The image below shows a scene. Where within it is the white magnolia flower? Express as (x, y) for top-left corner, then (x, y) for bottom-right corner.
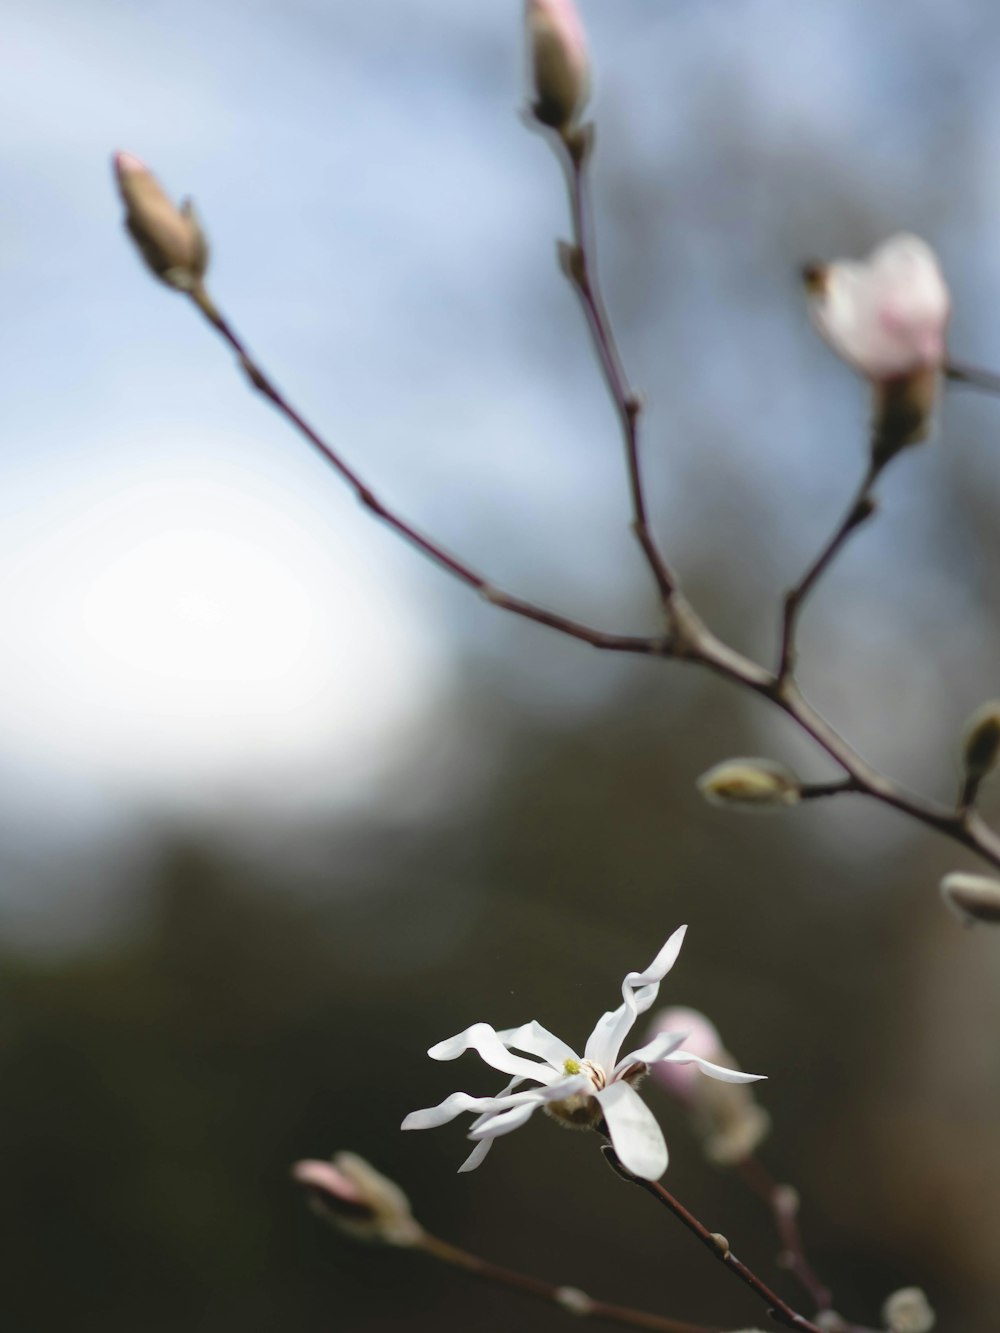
(806, 233), (949, 381)
(402, 926), (764, 1180)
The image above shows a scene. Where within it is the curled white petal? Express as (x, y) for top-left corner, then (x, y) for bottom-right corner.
(428, 1022), (558, 1083)
(662, 1051), (766, 1084)
(585, 926), (688, 1070)
(402, 1086), (548, 1132)
(457, 1136), (496, 1173)
(614, 1028), (690, 1076)
(596, 1080), (669, 1180)
(495, 1019), (578, 1068)
(468, 1098), (542, 1143)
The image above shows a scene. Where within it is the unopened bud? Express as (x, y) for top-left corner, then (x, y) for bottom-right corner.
(697, 759), (800, 813)
(648, 1007), (771, 1164)
(939, 872), (1000, 927)
(114, 151), (209, 292)
(882, 1287), (935, 1333)
(526, 0), (590, 132)
(805, 235), (949, 465)
(961, 701), (1000, 782)
(555, 1287), (595, 1316)
(292, 1153), (423, 1247)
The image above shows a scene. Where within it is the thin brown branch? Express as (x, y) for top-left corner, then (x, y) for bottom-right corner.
(179, 284), (1000, 880)
(548, 123), (681, 622)
(777, 462), (881, 681)
(946, 360), (1000, 395)
(735, 1156), (831, 1314)
(418, 1231), (718, 1333)
(186, 285), (664, 659)
(602, 1147), (826, 1333)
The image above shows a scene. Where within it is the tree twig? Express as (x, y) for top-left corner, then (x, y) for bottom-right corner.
(185, 280), (1000, 878)
(602, 1147), (826, 1333)
(777, 462), (880, 681)
(735, 1156), (831, 1314)
(418, 1230), (719, 1333)
(186, 285), (664, 659)
(549, 123), (682, 625)
(946, 359), (1000, 394)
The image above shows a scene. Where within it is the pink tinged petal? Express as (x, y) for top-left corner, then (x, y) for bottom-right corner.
(596, 1081), (668, 1180)
(663, 1052), (766, 1084)
(428, 1022), (558, 1084)
(614, 1028), (690, 1076)
(585, 926), (689, 1070)
(646, 1008), (724, 1100)
(495, 1019), (578, 1069)
(809, 234), (949, 379)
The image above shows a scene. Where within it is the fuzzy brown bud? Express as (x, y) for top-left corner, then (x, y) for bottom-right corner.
(114, 151), (209, 291)
(939, 872), (1000, 927)
(697, 759), (801, 813)
(526, 0), (590, 131)
(961, 701), (1000, 783)
(882, 1287), (935, 1333)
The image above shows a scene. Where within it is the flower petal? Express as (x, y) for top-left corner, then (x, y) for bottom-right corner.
(585, 926), (688, 1070)
(613, 1027), (690, 1075)
(428, 1022), (558, 1084)
(468, 1097), (541, 1142)
(402, 1087), (537, 1132)
(663, 1051), (765, 1084)
(468, 1077), (523, 1132)
(457, 1136), (496, 1173)
(494, 1019), (578, 1069)
(596, 1081), (668, 1180)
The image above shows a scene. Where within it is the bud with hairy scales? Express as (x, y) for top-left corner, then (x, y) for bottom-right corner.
(526, 0), (590, 132)
(114, 151), (208, 292)
(697, 758), (801, 813)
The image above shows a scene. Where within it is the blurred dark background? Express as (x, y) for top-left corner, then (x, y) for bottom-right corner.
(3, 2), (1000, 1331)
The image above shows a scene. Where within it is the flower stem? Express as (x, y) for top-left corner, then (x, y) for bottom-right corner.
(777, 461), (881, 682)
(185, 284), (660, 658)
(602, 1147), (826, 1333)
(180, 282), (1000, 880)
(417, 1231), (718, 1333)
(734, 1155), (832, 1313)
(549, 122), (682, 629)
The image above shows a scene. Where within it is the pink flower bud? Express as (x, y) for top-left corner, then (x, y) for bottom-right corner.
(806, 234), (950, 381)
(648, 1007), (724, 1102)
(113, 151), (209, 291)
(647, 1007), (770, 1165)
(292, 1153), (423, 1247)
(526, 0), (590, 131)
(805, 235), (950, 460)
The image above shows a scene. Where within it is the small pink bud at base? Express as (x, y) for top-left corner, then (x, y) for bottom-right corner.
(648, 1008), (723, 1102)
(114, 150), (209, 292)
(648, 1007), (770, 1165)
(292, 1153), (423, 1247)
(526, 0), (590, 131)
